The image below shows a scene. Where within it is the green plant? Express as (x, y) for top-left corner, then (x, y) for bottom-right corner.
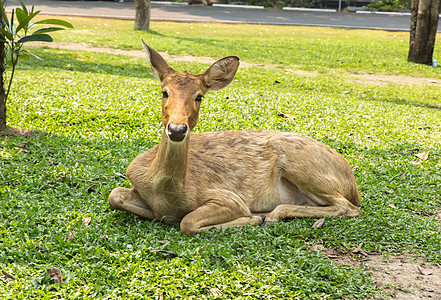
(365, 0), (411, 10)
(0, 0), (72, 107)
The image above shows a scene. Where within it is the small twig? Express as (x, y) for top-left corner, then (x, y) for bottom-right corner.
(1, 270), (16, 281)
(79, 178), (107, 185)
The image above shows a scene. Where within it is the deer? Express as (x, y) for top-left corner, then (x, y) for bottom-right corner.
(108, 41), (362, 235)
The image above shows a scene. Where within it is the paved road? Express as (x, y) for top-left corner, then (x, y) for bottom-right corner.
(6, 0), (440, 32)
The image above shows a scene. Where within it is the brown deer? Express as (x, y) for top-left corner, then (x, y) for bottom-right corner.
(108, 42), (362, 235)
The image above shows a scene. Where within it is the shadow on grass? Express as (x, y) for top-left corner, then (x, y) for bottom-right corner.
(361, 96), (441, 111)
(19, 50), (154, 79)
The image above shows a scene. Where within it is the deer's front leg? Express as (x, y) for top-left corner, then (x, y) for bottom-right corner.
(180, 190), (264, 235)
(109, 187), (155, 220)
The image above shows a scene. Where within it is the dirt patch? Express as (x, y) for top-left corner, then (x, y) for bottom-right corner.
(30, 42), (261, 68)
(0, 126), (46, 138)
(314, 245), (441, 299)
(30, 42), (441, 87)
(345, 74), (441, 87)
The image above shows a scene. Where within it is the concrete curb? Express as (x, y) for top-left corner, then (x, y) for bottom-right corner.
(283, 7), (336, 13)
(212, 4), (264, 9)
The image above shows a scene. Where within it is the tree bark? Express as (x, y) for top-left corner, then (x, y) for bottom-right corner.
(408, 0), (441, 64)
(134, 0), (151, 31)
(0, 0), (7, 131)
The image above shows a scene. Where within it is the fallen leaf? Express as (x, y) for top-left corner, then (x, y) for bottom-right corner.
(414, 151), (430, 160)
(1, 270), (16, 282)
(47, 268), (63, 284)
(312, 218), (325, 229)
(126, 244), (133, 249)
(410, 159), (422, 165)
(388, 204), (397, 209)
(102, 234), (109, 239)
(428, 79), (438, 83)
(35, 246), (44, 253)
(114, 172), (126, 178)
(352, 246), (368, 256)
(158, 240), (166, 245)
(82, 218), (91, 226)
(209, 288), (224, 297)
(158, 292), (164, 300)
(274, 80), (281, 84)
(352, 166), (359, 172)
(417, 265), (433, 276)
(14, 146), (31, 153)
(150, 249), (178, 257)
(277, 113), (296, 119)
(66, 230), (76, 241)
(385, 190), (394, 194)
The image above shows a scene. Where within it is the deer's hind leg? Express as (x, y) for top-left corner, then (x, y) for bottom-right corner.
(109, 187), (155, 220)
(262, 193), (362, 228)
(180, 189), (264, 235)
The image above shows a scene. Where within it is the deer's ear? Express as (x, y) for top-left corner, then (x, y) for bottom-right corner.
(142, 40), (175, 81)
(203, 56), (240, 91)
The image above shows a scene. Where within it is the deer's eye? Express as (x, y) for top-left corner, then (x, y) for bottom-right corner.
(195, 95), (203, 102)
(162, 91), (169, 98)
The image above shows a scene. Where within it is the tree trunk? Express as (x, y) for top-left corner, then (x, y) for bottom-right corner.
(0, 0), (7, 131)
(408, 0), (441, 64)
(134, 0), (151, 31)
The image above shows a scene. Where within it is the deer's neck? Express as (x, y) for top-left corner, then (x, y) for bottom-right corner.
(148, 130), (189, 183)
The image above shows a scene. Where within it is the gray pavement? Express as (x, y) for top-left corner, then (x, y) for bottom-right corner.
(5, 0), (440, 32)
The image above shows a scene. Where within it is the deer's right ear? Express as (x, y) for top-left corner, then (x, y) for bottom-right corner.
(142, 40), (175, 81)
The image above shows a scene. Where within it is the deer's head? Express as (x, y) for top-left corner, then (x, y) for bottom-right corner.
(143, 41), (240, 143)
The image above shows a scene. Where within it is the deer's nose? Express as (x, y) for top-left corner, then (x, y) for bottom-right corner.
(166, 123), (188, 142)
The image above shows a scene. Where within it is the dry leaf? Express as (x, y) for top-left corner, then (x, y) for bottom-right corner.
(312, 218), (325, 229)
(277, 113), (296, 119)
(417, 265), (433, 276)
(66, 230), (76, 241)
(126, 244), (133, 249)
(157, 292), (164, 300)
(47, 268), (63, 284)
(1, 270), (16, 282)
(388, 204), (397, 209)
(150, 249), (178, 257)
(385, 190), (394, 194)
(352, 246), (368, 256)
(14, 146), (31, 153)
(428, 79), (438, 83)
(158, 240), (167, 245)
(114, 172), (126, 178)
(410, 159), (422, 165)
(82, 218), (91, 226)
(414, 151), (430, 161)
(102, 234), (109, 239)
(209, 288), (224, 297)
(352, 166), (359, 172)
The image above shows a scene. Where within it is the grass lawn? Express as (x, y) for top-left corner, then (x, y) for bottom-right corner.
(1, 18), (440, 299)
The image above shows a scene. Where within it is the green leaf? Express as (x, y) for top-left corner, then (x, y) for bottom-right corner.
(0, 27), (13, 41)
(20, 0), (29, 15)
(18, 52), (29, 61)
(17, 34), (53, 43)
(35, 19), (73, 29)
(15, 8), (30, 32)
(0, 1), (8, 26)
(32, 27), (65, 35)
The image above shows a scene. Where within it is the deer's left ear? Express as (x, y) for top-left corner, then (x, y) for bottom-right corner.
(203, 56), (240, 91)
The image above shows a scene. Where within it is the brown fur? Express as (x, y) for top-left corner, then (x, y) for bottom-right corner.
(108, 43), (361, 235)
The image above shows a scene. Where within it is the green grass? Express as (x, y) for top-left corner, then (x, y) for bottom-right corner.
(1, 19), (441, 299)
